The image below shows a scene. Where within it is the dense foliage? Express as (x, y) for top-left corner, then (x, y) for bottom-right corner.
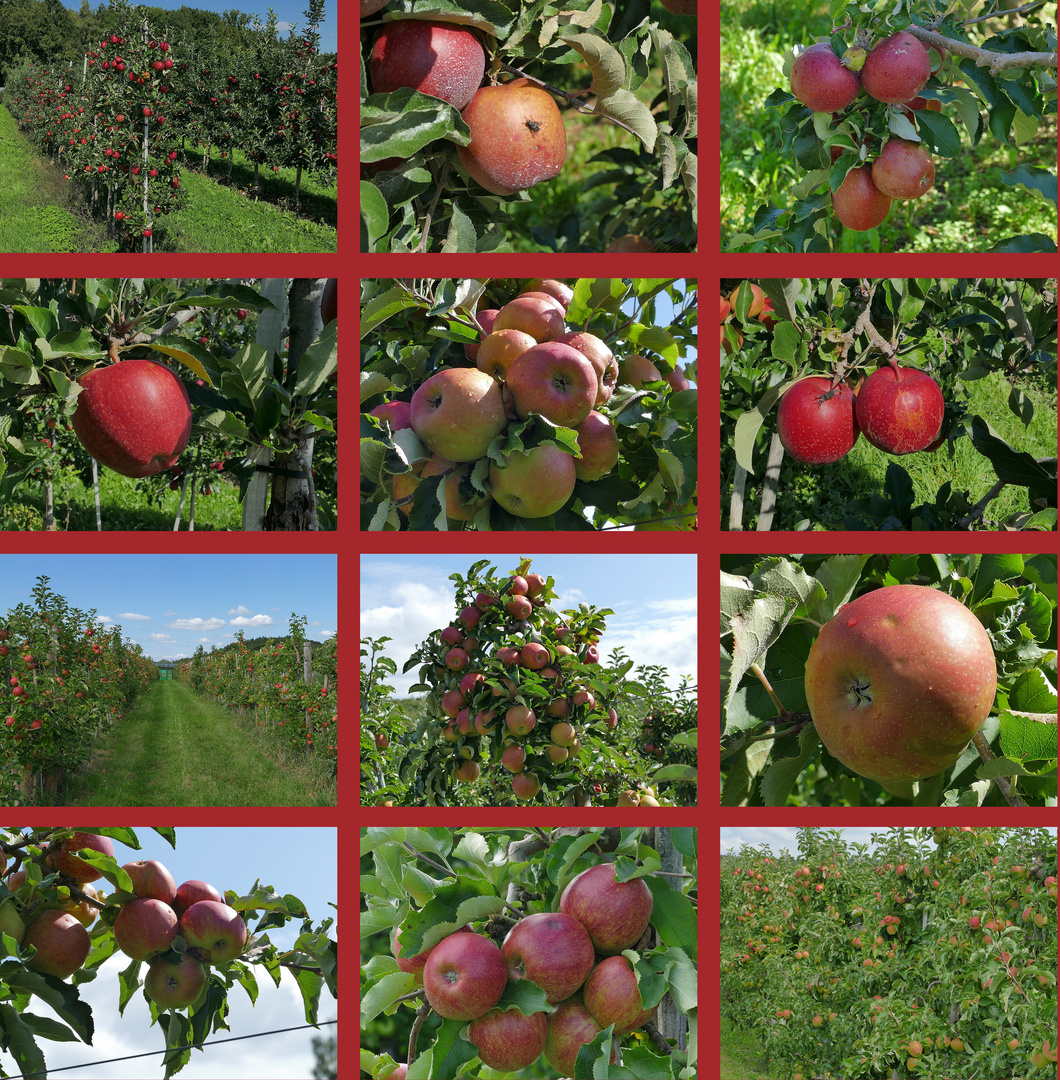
(0, 576), (155, 804)
(721, 827), (1058, 1080)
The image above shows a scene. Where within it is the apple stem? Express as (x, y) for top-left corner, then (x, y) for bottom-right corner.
(972, 730), (1027, 807)
(407, 1000), (430, 1064)
(749, 663), (793, 721)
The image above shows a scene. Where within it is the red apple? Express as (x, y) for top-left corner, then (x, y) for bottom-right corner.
(524, 279), (573, 309)
(501, 745), (527, 773)
(24, 910), (91, 978)
(48, 832), (114, 883)
(501, 912), (595, 1003)
(789, 43), (860, 112)
(180, 900), (247, 964)
(423, 931), (508, 1021)
(409, 368), (508, 463)
(861, 31), (931, 105)
(455, 759), (481, 782)
(583, 955), (656, 1034)
(476, 329), (536, 380)
(559, 863), (653, 954)
(544, 998), (604, 1076)
(777, 376), (860, 465)
(507, 343), (597, 428)
(123, 859), (177, 905)
(619, 354), (663, 388)
(369, 20), (485, 110)
(521, 642), (550, 669)
(505, 705), (536, 736)
(489, 443), (576, 518)
(573, 411), (620, 481)
(855, 365), (944, 454)
(114, 897), (179, 961)
(512, 771), (541, 800)
(493, 296), (566, 344)
(805, 584), (997, 794)
(458, 79), (566, 195)
(506, 595), (533, 619)
(173, 879), (224, 919)
(468, 1005), (548, 1070)
(832, 165), (892, 231)
(72, 361), (192, 478)
(144, 953), (207, 1008)
(465, 308), (499, 361)
(370, 401), (413, 431)
(872, 138), (935, 199)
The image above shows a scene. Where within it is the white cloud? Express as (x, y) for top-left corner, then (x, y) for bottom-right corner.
(230, 614), (275, 628)
(168, 617), (226, 632)
(116, 612), (151, 622)
(228, 605), (253, 616)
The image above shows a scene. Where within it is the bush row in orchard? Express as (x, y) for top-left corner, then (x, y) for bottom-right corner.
(4, 0), (335, 244)
(0, 827), (335, 1078)
(721, 827), (1058, 1079)
(0, 577), (155, 802)
(176, 622), (337, 772)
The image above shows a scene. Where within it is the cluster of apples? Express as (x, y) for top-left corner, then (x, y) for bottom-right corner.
(2, 831), (247, 1010)
(777, 359), (944, 465)
(372, 279), (689, 522)
(366, 19), (566, 197)
(392, 861), (655, 1075)
(789, 30), (941, 231)
(432, 568), (609, 801)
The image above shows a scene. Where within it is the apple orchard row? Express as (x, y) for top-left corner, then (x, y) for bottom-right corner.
(175, 625), (337, 772)
(0, 577), (157, 803)
(720, 828), (1058, 1080)
(4, 15), (336, 243)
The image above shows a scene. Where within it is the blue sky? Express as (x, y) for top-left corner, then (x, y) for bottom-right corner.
(620, 280), (698, 368)
(14, 826), (336, 1078)
(720, 827), (1057, 858)
(0, 555), (336, 661)
(361, 553), (698, 695)
(57, 1), (339, 53)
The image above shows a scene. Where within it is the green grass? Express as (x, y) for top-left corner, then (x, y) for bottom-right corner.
(720, 1015), (770, 1080)
(0, 102), (336, 253)
(63, 681), (336, 807)
(0, 468), (243, 531)
(721, 0), (1058, 252)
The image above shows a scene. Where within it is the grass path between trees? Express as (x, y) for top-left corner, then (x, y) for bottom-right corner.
(64, 680), (334, 806)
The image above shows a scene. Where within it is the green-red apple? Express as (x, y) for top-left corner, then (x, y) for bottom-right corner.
(501, 912), (595, 1003)
(144, 953), (207, 1008)
(123, 859), (177, 905)
(545, 998), (604, 1076)
(506, 343), (598, 427)
(489, 443), (577, 518)
(47, 832), (114, 883)
(573, 411), (620, 481)
(583, 955), (656, 1034)
(180, 900), (247, 964)
(559, 863), (653, 954)
(24, 909), (91, 977)
(409, 367), (508, 462)
(173, 880), (224, 919)
(423, 931), (507, 1021)
(468, 1006), (548, 1071)
(804, 584), (997, 796)
(114, 898), (179, 961)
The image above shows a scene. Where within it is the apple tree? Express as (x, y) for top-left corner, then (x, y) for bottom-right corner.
(0, 278), (337, 531)
(360, 825), (697, 1079)
(361, 277), (697, 531)
(723, 278), (1057, 531)
(721, 826), (1057, 1079)
(360, 0), (697, 253)
(721, 552), (1058, 806)
(729, 0), (1057, 252)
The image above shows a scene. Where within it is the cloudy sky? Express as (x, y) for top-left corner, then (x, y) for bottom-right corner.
(13, 826), (336, 1079)
(0, 555), (336, 661)
(360, 553), (698, 695)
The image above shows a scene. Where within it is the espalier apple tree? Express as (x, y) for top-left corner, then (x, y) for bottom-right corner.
(361, 278), (698, 531)
(721, 552), (1058, 806)
(359, 826), (697, 1080)
(731, 0), (1057, 251)
(0, 827), (335, 1077)
(359, 0), (697, 253)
